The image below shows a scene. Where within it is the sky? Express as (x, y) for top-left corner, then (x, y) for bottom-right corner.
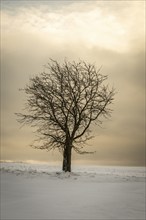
(1, 0), (145, 166)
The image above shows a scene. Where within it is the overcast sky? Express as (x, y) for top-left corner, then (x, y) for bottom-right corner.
(1, 0), (145, 166)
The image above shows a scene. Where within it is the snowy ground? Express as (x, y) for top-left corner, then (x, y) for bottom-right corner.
(0, 162), (146, 220)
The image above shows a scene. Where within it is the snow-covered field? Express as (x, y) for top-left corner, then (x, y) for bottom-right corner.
(0, 162), (146, 220)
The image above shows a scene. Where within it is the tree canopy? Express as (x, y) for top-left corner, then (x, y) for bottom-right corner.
(16, 59), (115, 171)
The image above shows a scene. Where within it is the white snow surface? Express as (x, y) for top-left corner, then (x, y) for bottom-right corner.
(0, 162), (146, 219)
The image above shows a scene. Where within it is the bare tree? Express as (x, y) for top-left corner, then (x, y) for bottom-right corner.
(16, 59), (115, 172)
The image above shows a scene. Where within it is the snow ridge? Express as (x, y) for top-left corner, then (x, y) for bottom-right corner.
(1, 162), (145, 182)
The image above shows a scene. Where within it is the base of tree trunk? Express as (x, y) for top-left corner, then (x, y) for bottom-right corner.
(62, 159), (71, 172)
(62, 147), (71, 172)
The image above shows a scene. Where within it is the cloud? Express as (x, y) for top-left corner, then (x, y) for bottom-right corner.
(2, 1), (144, 52)
(1, 1), (145, 166)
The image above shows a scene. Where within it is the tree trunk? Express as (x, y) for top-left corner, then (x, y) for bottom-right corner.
(62, 144), (72, 172)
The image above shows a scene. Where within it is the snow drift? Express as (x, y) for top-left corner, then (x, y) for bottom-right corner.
(0, 162), (145, 219)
